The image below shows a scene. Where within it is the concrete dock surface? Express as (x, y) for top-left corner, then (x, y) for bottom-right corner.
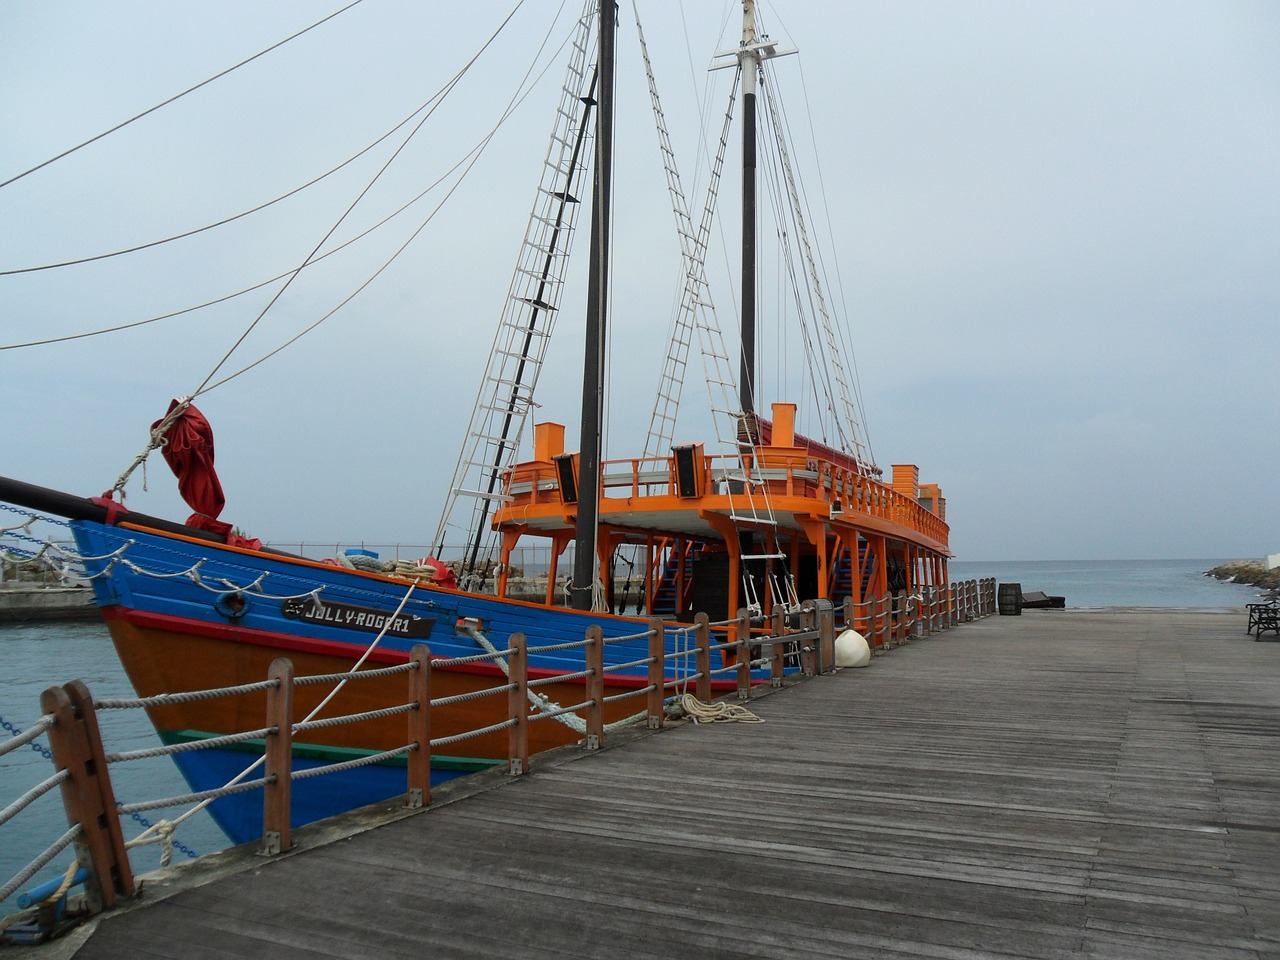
(38, 609), (1280, 959)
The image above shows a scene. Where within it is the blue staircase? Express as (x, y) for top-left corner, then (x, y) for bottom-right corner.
(652, 540), (703, 616)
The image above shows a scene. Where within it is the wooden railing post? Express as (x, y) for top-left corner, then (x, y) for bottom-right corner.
(694, 614), (712, 703)
(262, 657), (294, 855)
(407, 645), (431, 808)
(770, 607), (785, 687)
(585, 626), (604, 749)
(817, 599), (835, 672)
(508, 633), (529, 774)
(41, 682), (135, 911)
(866, 593), (878, 649)
(647, 618), (666, 728)
(736, 608), (752, 699)
(799, 602), (816, 676)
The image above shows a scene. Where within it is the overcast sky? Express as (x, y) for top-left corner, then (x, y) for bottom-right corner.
(2, 1), (1276, 563)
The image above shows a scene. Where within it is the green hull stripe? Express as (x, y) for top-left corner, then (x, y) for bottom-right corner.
(159, 729), (504, 773)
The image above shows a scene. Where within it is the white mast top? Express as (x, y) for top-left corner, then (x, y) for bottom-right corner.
(710, 0), (797, 79)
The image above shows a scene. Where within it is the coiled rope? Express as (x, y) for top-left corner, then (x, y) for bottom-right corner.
(677, 693), (763, 724)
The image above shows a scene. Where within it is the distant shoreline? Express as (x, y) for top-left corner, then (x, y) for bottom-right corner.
(1204, 560), (1280, 592)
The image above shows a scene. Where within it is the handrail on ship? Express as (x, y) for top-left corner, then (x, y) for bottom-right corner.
(508, 449), (948, 550)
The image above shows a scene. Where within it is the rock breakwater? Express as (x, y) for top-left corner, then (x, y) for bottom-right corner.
(1205, 560), (1280, 592)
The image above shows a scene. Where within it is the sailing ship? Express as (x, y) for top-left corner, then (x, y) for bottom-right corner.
(0, 2), (949, 844)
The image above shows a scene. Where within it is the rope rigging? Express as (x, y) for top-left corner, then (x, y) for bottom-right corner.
(0, 37), (570, 357)
(100, 0), (550, 499)
(0, 71), (490, 278)
(0, 0), (368, 192)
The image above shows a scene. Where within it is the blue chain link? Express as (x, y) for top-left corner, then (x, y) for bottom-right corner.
(115, 804), (200, 860)
(0, 502), (71, 527)
(0, 715), (54, 762)
(0, 715), (199, 860)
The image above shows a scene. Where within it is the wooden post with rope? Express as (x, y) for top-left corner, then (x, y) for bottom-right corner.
(693, 614), (712, 704)
(584, 626), (604, 749)
(799, 601), (816, 676)
(646, 618), (665, 729)
(41, 681), (135, 911)
(770, 607), (786, 687)
(736, 608), (752, 699)
(817, 598), (835, 671)
(508, 633), (529, 774)
(886, 592), (896, 646)
(407, 645), (431, 807)
(261, 658), (294, 855)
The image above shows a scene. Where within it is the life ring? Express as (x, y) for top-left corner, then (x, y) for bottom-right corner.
(215, 591), (248, 620)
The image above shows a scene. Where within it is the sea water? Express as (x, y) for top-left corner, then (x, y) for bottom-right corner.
(1, 621), (230, 902)
(948, 558), (1261, 609)
(0, 558), (1259, 904)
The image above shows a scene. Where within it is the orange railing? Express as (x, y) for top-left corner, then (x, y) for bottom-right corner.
(592, 451), (948, 548)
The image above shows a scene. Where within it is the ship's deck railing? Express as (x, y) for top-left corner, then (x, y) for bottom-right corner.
(0, 581), (995, 942)
(509, 451), (948, 549)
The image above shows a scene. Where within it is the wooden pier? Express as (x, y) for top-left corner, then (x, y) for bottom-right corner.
(35, 609), (1280, 959)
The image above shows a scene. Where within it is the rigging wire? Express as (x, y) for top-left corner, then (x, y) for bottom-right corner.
(756, 71), (839, 448)
(766, 63), (863, 456)
(198, 0), (555, 399)
(790, 55), (876, 468)
(749, 6), (876, 467)
(107, 0), (535, 497)
(1, 34), (568, 357)
(2, 3), (576, 358)
(0, 1), (366, 192)
(0, 81), (464, 277)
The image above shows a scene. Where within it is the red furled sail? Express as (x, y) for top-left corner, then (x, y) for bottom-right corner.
(154, 399), (261, 549)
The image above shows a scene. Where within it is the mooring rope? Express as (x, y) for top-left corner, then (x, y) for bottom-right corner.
(461, 625), (647, 735)
(677, 693), (763, 724)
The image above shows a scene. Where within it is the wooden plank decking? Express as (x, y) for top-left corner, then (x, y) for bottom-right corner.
(52, 610), (1280, 959)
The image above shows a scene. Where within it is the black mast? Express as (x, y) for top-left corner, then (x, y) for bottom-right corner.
(571, 0), (615, 611)
(740, 23), (757, 418)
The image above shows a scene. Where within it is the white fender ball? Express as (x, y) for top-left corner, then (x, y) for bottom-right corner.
(834, 628), (871, 668)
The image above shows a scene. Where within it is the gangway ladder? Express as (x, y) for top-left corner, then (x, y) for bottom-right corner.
(434, 2), (600, 578)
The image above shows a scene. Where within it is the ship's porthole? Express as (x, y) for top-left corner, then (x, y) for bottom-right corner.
(215, 591), (248, 620)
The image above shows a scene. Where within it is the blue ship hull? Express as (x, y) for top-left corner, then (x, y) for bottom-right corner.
(64, 517), (770, 841)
